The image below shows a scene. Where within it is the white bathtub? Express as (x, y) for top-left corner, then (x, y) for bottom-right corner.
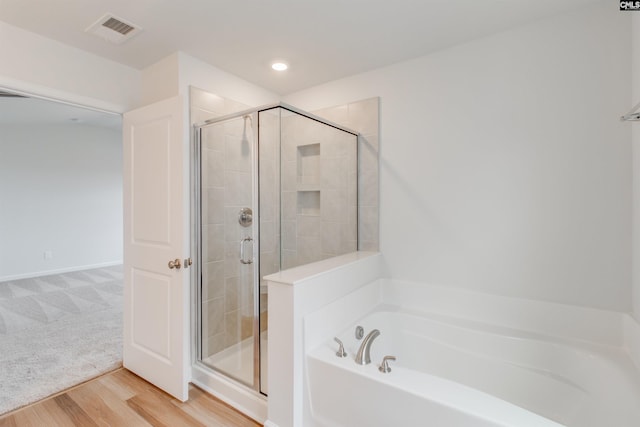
(306, 307), (640, 427)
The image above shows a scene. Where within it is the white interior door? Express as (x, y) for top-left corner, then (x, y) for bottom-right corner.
(122, 95), (189, 401)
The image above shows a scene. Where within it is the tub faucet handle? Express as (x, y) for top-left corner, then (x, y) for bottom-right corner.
(334, 337), (347, 358)
(379, 355), (396, 373)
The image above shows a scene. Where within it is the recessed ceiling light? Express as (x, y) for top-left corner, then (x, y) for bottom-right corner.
(271, 62), (288, 71)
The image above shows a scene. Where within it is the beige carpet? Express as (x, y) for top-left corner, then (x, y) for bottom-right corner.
(0, 265), (123, 415)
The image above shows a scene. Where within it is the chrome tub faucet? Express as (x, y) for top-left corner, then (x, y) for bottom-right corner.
(355, 329), (380, 365)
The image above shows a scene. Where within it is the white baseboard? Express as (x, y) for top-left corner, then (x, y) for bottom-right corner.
(264, 421), (280, 427)
(0, 260), (123, 282)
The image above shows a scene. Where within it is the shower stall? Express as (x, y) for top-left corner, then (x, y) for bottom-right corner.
(192, 104), (359, 397)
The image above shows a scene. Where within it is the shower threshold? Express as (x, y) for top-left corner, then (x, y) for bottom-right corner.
(202, 331), (268, 394)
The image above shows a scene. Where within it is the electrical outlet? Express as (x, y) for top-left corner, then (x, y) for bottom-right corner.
(44, 251), (53, 260)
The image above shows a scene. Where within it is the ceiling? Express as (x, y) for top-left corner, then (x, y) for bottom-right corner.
(0, 0), (601, 95)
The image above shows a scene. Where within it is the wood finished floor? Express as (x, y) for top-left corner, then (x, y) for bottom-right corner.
(0, 368), (262, 427)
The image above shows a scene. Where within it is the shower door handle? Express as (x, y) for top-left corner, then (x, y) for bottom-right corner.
(240, 237), (254, 264)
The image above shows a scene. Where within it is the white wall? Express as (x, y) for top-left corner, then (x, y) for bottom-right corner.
(633, 15), (640, 322)
(0, 21), (140, 112)
(0, 123), (123, 280)
(140, 52), (278, 108)
(285, 1), (632, 312)
(178, 52), (278, 107)
(140, 53), (180, 107)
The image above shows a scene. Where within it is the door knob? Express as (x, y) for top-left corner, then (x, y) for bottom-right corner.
(168, 258), (181, 269)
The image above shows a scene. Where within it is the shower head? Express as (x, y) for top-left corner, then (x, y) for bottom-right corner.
(241, 114), (253, 152)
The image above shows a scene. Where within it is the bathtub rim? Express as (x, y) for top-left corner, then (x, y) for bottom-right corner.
(308, 302), (640, 427)
(306, 343), (565, 427)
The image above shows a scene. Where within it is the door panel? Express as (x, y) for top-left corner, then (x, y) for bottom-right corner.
(123, 95), (188, 401)
(131, 119), (171, 244)
(131, 268), (171, 360)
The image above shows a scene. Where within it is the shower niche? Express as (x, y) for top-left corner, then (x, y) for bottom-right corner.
(194, 103), (358, 397)
(297, 143), (320, 188)
(296, 144), (321, 220)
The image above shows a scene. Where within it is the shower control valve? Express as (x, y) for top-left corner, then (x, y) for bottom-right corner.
(238, 207), (253, 227)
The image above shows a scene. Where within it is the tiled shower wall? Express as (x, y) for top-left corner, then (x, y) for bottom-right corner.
(313, 97), (380, 251)
(257, 109), (281, 283)
(280, 112), (358, 269)
(200, 118), (257, 356)
(190, 87), (250, 125)
(192, 88), (257, 357)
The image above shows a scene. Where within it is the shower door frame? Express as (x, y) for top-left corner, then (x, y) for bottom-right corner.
(191, 111), (262, 393)
(190, 102), (359, 413)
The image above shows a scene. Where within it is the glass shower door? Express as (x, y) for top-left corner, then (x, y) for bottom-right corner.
(198, 113), (259, 389)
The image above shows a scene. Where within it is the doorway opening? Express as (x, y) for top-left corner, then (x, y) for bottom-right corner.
(0, 90), (123, 414)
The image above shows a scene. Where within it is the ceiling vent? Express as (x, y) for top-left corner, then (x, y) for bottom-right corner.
(86, 13), (142, 44)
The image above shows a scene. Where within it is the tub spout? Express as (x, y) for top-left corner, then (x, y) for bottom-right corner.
(355, 329), (380, 365)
